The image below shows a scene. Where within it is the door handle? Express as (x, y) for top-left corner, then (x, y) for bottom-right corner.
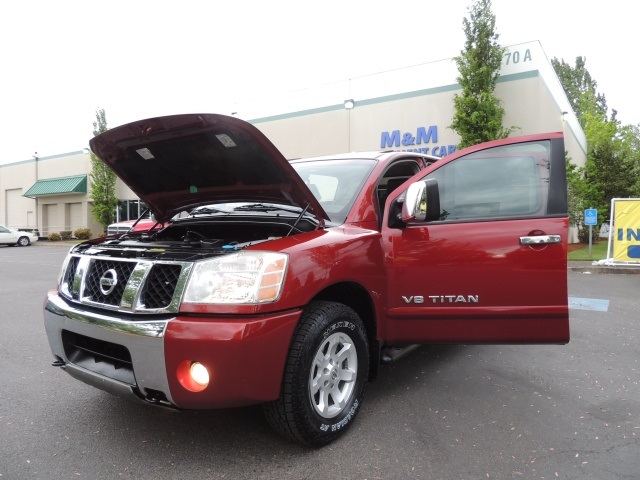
(519, 235), (562, 245)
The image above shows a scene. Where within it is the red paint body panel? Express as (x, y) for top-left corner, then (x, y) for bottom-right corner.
(164, 309), (301, 408)
(383, 217), (569, 343)
(89, 113), (329, 223)
(180, 227), (387, 317)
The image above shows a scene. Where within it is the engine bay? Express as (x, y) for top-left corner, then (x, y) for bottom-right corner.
(72, 216), (318, 262)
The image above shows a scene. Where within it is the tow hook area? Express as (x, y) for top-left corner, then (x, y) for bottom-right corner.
(142, 388), (173, 407)
(51, 356), (65, 367)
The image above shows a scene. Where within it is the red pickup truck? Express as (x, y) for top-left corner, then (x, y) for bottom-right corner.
(44, 114), (569, 446)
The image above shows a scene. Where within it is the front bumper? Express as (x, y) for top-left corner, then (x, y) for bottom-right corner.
(44, 291), (301, 409)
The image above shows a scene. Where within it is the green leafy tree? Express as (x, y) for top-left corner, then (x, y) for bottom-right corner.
(89, 108), (117, 231)
(449, 0), (514, 148)
(566, 155), (598, 243)
(552, 57), (638, 236)
(583, 108), (635, 215)
(551, 56), (607, 123)
(618, 123), (640, 196)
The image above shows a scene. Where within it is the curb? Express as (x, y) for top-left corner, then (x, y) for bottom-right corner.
(33, 241), (79, 248)
(568, 262), (640, 275)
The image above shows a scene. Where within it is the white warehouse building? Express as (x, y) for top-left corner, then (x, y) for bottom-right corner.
(0, 41), (585, 238)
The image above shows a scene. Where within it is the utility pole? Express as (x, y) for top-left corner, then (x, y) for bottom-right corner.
(33, 152), (39, 237)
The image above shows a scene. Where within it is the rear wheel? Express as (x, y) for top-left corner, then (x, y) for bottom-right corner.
(17, 236), (30, 246)
(264, 301), (369, 447)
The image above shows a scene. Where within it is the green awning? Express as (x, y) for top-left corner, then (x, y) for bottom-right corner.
(24, 174), (87, 197)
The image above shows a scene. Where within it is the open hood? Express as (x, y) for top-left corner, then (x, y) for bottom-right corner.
(89, 113), (329, 224)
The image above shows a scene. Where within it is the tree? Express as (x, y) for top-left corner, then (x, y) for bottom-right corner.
(551, 56), (607, 124)
(618, 123), (640, 197)
(89, 108), (117, 232)
(551, 57), (640, 228)
(565, 156), (593, 243)
(552, 57), (639, 240)
(449, 0), (514, 148)
(583, 109), (635, 214)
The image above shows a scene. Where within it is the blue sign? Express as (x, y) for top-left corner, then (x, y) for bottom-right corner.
(585, 209), (597, 226)
(379, 125), (457, 157)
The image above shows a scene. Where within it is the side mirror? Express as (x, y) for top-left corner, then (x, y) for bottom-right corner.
(401, 179), (440, 223)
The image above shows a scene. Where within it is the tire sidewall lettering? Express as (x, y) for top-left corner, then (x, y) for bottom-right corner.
(321, 320), (356, 340)
(312, 317), (363, 436)
(318, 399), (360, 433)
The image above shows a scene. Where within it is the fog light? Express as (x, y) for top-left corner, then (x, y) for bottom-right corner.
(177, 360), (210, 392)
(190, 362), (209, 386)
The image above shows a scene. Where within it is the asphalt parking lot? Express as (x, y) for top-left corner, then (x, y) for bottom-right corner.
(0, 245), (638, 480)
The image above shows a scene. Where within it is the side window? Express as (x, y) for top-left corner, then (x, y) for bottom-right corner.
(427, 141), (551, 221)
(0, 226), (10, 233)
(378, 160), (421, 213)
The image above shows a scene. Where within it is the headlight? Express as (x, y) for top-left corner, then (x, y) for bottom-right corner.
(57, 252), (73, 289)
(183, 251), (288, 304)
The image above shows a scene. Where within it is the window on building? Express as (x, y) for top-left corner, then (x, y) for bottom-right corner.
(115, 200), (150, 222)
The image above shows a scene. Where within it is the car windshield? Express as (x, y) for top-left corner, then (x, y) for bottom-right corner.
(291, 159), (377, 224)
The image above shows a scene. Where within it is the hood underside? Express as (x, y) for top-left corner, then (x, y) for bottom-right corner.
(89, 113), (329, 224)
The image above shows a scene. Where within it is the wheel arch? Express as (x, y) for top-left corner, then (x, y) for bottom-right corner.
(17, 235), (31, 246)
(310, 281), (380, 379)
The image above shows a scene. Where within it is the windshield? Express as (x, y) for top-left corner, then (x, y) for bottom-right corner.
(291, 159), (377, 224)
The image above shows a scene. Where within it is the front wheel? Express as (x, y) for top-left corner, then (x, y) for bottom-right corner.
(264, 301), (369, 447)
(17, 236), (30, 246)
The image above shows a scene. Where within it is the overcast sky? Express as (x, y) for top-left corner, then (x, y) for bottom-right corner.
(1, 0), (637, 165)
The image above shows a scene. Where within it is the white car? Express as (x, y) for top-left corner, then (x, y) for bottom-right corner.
(0, 225), (39, 246)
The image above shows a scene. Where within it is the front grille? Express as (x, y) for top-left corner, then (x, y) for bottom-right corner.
(62, 330), (135, 385)
(60, 255), (188, 313)
(141, 264), (182, 309)
(85, 260), (136, 306)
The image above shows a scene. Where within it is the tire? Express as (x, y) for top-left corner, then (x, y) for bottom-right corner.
(17, 236), (30, 247)
(264, 301), (369, 447)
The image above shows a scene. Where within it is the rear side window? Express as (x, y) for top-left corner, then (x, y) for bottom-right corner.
(427, 141), (551, 221)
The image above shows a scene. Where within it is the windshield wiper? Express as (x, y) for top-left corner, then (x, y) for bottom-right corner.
(233, 203), (304, 214)
(119, 208), (161, 240)
(190, 206), (229, 216)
